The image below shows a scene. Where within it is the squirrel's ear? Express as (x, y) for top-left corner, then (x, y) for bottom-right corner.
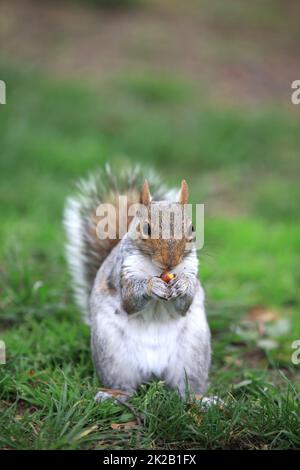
(178, 179), (189, 204)
(140, 180), (152, 205)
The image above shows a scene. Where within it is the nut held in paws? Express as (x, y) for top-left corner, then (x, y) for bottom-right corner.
(160, 272), (175, 283)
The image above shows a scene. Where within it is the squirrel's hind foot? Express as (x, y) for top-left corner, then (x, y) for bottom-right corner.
(94, 388), (130, 404)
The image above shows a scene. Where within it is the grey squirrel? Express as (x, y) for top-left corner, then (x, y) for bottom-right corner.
(64, 164), (211, 402)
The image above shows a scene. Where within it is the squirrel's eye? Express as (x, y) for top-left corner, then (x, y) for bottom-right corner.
(187, 223), (194, 239)
(142, 221), (151, 238)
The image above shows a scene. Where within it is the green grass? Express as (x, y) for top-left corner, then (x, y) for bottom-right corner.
(0, 64), (300, 449)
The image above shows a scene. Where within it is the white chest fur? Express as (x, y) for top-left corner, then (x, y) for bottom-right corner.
(123, 300), (186, 378)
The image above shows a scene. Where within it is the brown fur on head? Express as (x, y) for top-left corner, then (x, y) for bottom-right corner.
(137, 180), (194, 270)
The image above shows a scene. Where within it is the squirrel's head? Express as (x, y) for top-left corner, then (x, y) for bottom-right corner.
(134, 179), (194, 271)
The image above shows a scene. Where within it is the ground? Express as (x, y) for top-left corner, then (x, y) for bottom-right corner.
(0, 0), (300, 450)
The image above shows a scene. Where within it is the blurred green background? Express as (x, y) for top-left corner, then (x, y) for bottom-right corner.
(0, 0), (300, 449)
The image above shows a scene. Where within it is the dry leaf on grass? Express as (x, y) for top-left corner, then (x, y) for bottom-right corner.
(97, 387), (129, 398)
(111, 421), (138, 430)
(246, 306), (279, 324)
(245, 306), (280, 335)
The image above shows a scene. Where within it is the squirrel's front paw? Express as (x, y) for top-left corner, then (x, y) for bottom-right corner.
(147, 277), (169, 300)
(169, 274), (190, 299)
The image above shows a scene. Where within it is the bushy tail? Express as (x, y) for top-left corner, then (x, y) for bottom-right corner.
(63, 163), (175, 324)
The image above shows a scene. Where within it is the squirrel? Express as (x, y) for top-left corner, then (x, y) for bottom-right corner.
(64, 164), (211, 402)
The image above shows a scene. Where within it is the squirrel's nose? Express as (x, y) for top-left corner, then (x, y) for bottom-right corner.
(165, 263), (176, 271)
